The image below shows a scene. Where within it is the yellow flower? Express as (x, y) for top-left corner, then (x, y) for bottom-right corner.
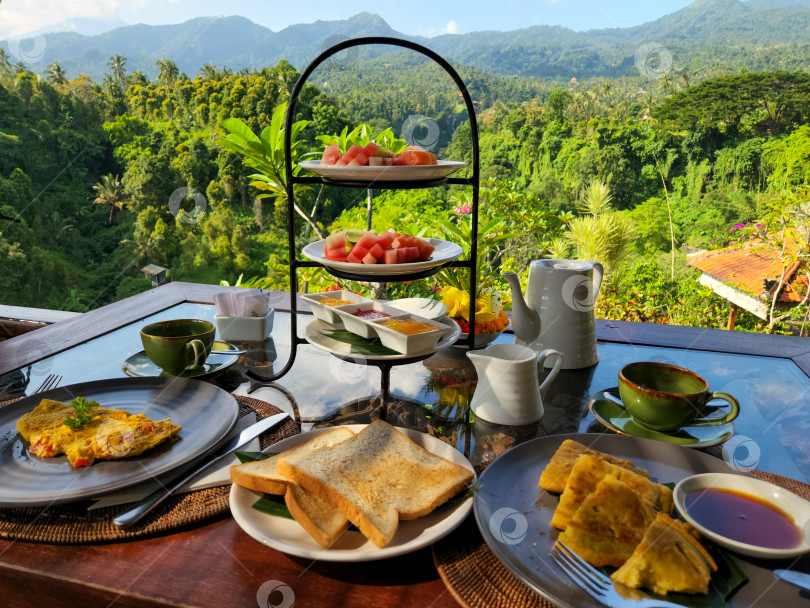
(440, 287), (500, 322)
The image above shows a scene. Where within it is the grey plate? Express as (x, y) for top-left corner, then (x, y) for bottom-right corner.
(474, 433), (808, 608)
(0, 377), (238, 506)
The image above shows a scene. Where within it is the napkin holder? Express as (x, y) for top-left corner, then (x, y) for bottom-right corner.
(214, 309), (274, 342)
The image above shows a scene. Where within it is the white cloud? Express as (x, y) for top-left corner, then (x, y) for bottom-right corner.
(445, 20), (458, 34)
(0, 0), (147, 38)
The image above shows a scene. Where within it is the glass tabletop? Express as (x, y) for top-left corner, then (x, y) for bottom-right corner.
(2, 301), (809, 483)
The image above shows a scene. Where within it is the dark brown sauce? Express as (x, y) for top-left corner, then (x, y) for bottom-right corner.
(684, 488), (801, 549)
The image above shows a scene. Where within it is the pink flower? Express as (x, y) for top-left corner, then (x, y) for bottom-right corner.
(756, 223), (762, 227)
(453, 204), (472, 215)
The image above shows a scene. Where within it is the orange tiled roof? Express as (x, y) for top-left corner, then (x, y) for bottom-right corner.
(688, 239), (808, 304)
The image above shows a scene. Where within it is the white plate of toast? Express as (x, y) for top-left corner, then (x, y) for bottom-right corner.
(229, 422), (476, 561)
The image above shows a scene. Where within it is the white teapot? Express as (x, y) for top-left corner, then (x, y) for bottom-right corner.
(503, 259), (603, 369)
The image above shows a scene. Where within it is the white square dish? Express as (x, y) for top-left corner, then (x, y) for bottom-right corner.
(333, 302), (403, 339)
(301, 291), (370, 324)
(369, 314), (451, 355)
(214, 309), (274, 342)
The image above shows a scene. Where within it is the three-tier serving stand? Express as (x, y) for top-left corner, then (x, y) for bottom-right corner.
(247, 37), (481, 410)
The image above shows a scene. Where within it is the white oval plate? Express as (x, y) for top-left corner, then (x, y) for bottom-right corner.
(674, 473), (810, 559)
(299, 160), (468, 182)
(304, 317), (460, 360)
(302, 237), (462, 276)
(230, 424), (476, 561)
(386, 298), (448, 320)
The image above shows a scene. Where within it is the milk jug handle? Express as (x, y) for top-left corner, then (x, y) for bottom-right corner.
(588, 261), (604, 299)
(537, 349), (564, 398)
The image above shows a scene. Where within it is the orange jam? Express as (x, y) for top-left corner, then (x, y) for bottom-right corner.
(319, 297), (353, 306)
(380, 318), (437, 335)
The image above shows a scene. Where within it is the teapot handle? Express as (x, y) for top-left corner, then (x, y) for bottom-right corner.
(588, 261), (604, 299)
(537, 349), (564, 398)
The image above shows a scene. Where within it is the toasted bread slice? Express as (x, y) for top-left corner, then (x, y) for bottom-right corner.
(539, 439), (651, 493)
(277, 420), (474, 548)
(230, 426), (355, 494)
(230, 426), (355, 548)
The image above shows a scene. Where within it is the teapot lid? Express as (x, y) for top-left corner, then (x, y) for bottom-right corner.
(531, 259), (593, 271)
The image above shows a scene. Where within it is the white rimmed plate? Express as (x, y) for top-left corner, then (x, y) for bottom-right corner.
(386, 298), (448, 320)
(302, 237), (462, 277)
(298, 160), (468, 182)
(304, 317), (460, 360)
(229, 424), (476, 561)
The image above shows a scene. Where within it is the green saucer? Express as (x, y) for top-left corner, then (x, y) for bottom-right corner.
(588, 388), (735, 448)
(122, 340), (240, 379)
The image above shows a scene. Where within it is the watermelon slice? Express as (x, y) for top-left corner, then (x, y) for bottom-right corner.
(346, 252), (363, 264)
(396, 248), (409, 263)
(403, 246), (419, 262)
(324, 251), (347, 262)
(321, 144), (340, 165)
(362, 252), (377, 264)
(355, 152), (369, 166)
(362, 142), (380, 158)
(368, 243), (384, 259)
(355, 232), (378, 250)
(376, 231), (396, 249)
(343, 145), (363, 162)
(369, 157), (383, 167)
(325, 231), (346, 251)
(383, 250), (398, 264)
(349, 243), (369, 259)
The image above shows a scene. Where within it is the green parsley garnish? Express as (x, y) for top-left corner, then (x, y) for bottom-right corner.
(63, 396), (100, 429)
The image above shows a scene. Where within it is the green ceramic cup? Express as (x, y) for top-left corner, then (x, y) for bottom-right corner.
(618, 362), (740, 432)
(140, 319), (215, 374)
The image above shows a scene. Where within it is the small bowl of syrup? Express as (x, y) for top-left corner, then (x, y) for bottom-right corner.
(674, 473), (810, 559)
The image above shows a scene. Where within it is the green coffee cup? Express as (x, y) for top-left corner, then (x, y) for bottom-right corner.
(618, 362), (740, 432)
(140, 319), (215, 374)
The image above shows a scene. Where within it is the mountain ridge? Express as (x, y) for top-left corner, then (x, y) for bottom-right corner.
(2, 1), (809, 81)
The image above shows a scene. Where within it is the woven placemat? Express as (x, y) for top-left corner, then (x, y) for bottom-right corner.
(0, 394), (299, 544)
(433, 466), (810, 608)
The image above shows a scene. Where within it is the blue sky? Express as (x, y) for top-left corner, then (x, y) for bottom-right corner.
(0, 0), (696, 39)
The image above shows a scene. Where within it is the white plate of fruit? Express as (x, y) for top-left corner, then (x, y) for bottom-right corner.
(302, 229), (463, 276)
(299, 142), (467, 181)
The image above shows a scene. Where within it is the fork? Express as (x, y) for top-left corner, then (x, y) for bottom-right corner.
(551, 541), (684, 608)
(33, 374), (62, 394)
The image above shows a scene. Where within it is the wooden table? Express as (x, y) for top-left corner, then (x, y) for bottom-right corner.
(2, 283), (810, 608)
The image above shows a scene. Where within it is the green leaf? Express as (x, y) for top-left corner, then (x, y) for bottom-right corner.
(63, 396), (99, 429)
(323, 330), (399, 356)
(251, 494), (295, 519)
(234, 451), (276, 463)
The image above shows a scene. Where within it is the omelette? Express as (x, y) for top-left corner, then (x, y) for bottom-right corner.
(16, 398), (182, 467)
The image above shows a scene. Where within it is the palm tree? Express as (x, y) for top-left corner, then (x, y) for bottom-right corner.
(565, 180), (634, 285)
(108, 54), (127, 92)
(45, 61), (67, 85)
(155, 57), (179, 86)
(0, 48), (10, 73)
(200, 62), (218, 79)
(92, 174), (128, 224)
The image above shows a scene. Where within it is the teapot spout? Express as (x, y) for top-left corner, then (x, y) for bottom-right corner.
(502, 272), (541, 344)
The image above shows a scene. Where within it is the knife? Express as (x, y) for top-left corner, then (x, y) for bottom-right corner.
(113, 412), (289, 529)
(775, 569), (810, 592)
